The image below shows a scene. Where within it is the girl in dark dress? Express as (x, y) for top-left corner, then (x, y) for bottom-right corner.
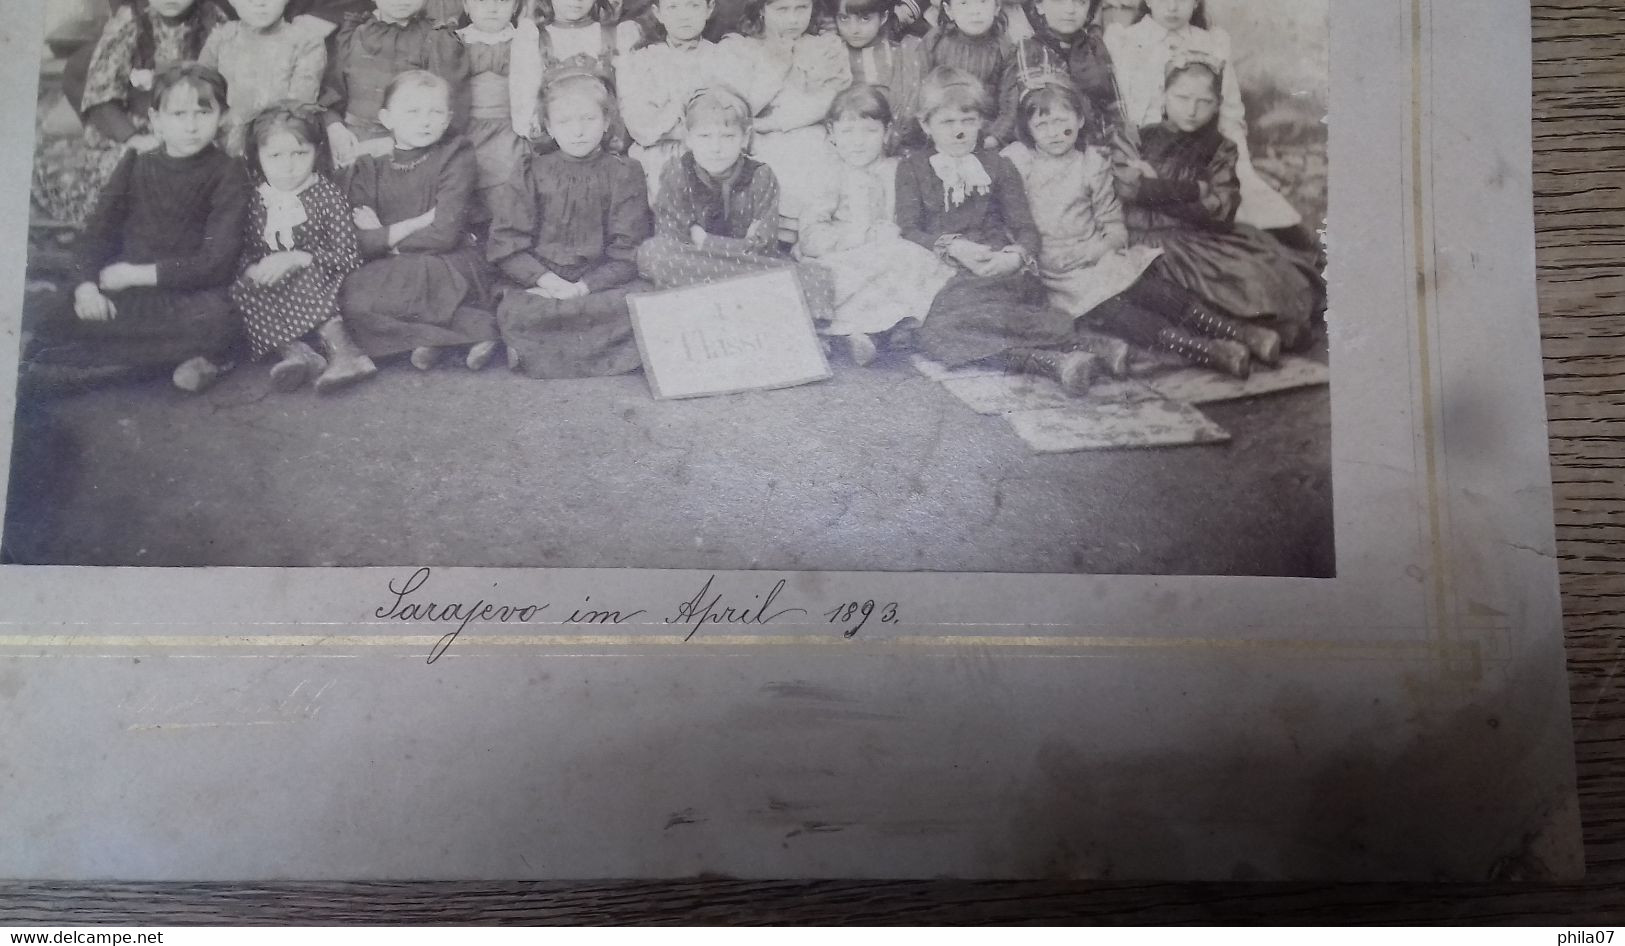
(1112, 55), (1321, 352)
(488, 73), (654, 377)
(24, 64), (249, 394)
(1000, 0), (1120, 147)
(341, 70), (500, 369)
(897, 66), (1093, 392)
(232, 103), (376, 393)
(920, 0), (1016, 146)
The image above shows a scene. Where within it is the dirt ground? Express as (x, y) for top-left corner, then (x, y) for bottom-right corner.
(3, 345), (1335, 575)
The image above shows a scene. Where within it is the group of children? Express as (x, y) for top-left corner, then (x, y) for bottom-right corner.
(24, 0), (1323, 397)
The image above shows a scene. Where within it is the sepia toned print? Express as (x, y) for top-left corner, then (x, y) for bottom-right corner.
(8, 0), (1329, 574)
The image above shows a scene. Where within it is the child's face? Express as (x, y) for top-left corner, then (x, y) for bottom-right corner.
(228, 0), (287, 29)
(922, 105), (980, 156)
(148, 0), (198, 18)
(546, 95), (609, 157)
(761, 0), (813, 40)
(379, 84), (452, 148)
(1144, 0), (1195, 31)
(373, 0), (428, 22)
(945, 0), (997, 36)
(465, 0), (516, 31)
(1027, 103), (1079, 157)
(259, 129), (318, 192)
(835, 5), (885, 48)
(830, 115), (885, 167)
(148, 83), (222, 158)
(1163, 70), (1217, 131)
(657, 0), (714, 42)
(552, 0), (597, 24)
(687, 119), (747, 175)
(1036, 0), (1091, 36)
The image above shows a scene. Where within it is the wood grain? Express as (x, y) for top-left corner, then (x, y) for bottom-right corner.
(2, 0), (1622, 924)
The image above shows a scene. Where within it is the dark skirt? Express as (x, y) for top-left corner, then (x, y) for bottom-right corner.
(340, 246), (499, 358)
(26, 284), (239, 371)
(495, 280), (652, 379)
(636, 236), (837, 320)
(1134, 224), (1322, 330)
(916, 270), (1075, 368)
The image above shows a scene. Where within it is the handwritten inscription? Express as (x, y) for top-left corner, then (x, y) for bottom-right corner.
(372, 569), (902, 663)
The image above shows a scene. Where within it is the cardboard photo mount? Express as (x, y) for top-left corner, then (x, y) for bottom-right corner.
(628, 267), (832, 400)
(0, 0), (1584, 881)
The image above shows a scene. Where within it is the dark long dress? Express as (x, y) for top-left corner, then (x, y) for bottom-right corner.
(340, 136), (498, 358)
(28, 147), (249, 373)
(320, 11), (469, 143)
(894, 148), (1074, 367)
(1113, 120), (1322, 331)
(232, 175), (361, 360)
(488, 150), (653, 378)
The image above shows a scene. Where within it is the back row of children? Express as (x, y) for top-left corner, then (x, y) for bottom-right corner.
(26, 0), (1322, 395)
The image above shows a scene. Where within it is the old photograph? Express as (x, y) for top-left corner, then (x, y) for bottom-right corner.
(5, 0), (1331, 574)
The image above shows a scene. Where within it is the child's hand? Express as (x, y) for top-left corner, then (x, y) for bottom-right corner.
(532, 272), (581, 299)
(73, 283), (115, 322)
(248, 251), (312, 286)
(328, 123), (360, 168)
(1128, 158), (1159, 180)
(353, 206), (383, 230)
(745, 219), (772, 244)
(982, 135), (999, 151)
(97, 262), (148, 292)
(126, 134), (161, 154)
(406, 207), (437, 234)
(982, 247), (1025, 278)
(689, 224), (709, 247)
(946, 238), (994, 271)
(361, 137), (395, 159)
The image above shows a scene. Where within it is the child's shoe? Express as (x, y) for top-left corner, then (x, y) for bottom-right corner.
(466, 340), (500, 371)
(314, 319), (378, 393)
(842, 334), (877, 367)
(410, 346), (441, 371)
(269, 340), (328, 392)
(1004, 348), (1096, 397)
(1156, 328), (1250, 380)
(1178, 305), (1281, 367)
(172, 356), (232, 393)
(1069, 332), (1133, 378)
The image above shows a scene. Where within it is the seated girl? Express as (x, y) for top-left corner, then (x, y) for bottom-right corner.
(896, 66), (1090, 392)
(233, 102), (376, 393)
(488, 72), (654, 378)
(717, 0), (850, 234)
(23, 64), (249, 394)
(796, 85), (952, 365)
(341, 70), (501, 370)
(1113, 55), (1322, 354)
(33, 0), (229, 227)
(617, 0), (727, 200)
(1104, 0), (1302, 231)
(199, 0), (329, 156)
(320, 0), (470, 168)
(1006, 78), (1277, 377)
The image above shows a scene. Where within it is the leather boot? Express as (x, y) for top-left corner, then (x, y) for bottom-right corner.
(1156, 328), (1251, 380)
(1177, 304), (1281, 367)
(1069, 331), (1132, 378)
(315, 319), (377, 393)
(270, 340), (327, 393)
(1003, 348), (1097, 396)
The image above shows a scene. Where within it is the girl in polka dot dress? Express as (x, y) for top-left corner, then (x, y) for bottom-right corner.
(231, 103), (378, 392)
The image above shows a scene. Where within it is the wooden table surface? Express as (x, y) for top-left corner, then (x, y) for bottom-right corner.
(4, 0), (1623, 925)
